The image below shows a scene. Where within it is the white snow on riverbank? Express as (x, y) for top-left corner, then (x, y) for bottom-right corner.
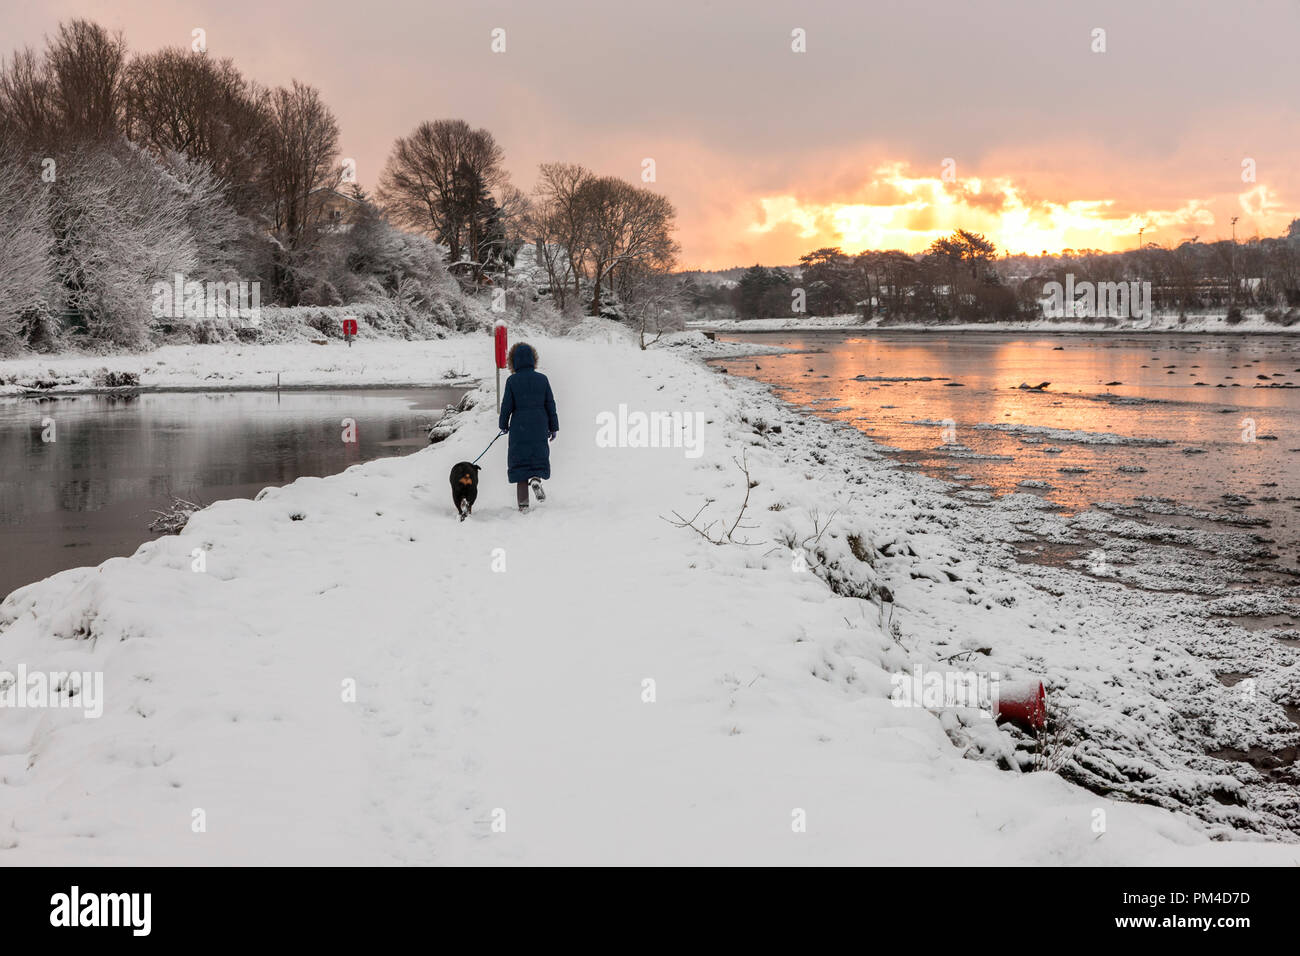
(690, 311), (1300, 335)
(0, 329), (786, 396)
(0, 340), (478, 395)
(1, 323), (1297, 864)
(690, 315), (869, 333)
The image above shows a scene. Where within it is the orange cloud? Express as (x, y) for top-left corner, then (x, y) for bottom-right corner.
(738, 164), (1259, 261)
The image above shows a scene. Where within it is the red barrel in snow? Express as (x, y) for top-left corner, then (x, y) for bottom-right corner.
(494, 323), (508, 369)
(995, 679), (1046, 730)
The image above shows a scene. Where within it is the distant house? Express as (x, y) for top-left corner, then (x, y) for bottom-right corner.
(308, 187), (369, 232)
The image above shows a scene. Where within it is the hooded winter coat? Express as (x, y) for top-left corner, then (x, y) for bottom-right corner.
(497, 344), (558, 483)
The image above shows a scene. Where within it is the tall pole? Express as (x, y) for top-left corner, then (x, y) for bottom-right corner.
(1230, 216), (1239, 310)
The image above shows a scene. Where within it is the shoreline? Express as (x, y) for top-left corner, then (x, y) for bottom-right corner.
(1, 380), (479, 399)
(2, 326), (1298, 863)
(691, 318), (1300, 336)
(697, 325), (1300, 337)
(0, 339), (492, 397)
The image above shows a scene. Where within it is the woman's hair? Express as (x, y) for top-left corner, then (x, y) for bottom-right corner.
(508, 342), (538, 372)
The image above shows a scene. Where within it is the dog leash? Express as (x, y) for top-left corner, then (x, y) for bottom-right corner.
(470, 432), (504, 465)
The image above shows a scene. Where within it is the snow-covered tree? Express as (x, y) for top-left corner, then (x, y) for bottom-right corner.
(49, 143), (202, 345)
(0, 152), (54, 353)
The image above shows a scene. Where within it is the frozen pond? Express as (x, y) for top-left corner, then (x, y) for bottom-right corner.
(0, 387), (464, 599)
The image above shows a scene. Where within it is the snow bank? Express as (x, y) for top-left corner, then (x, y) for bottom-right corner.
(0, 340), (482, 393)
(690, 311), (1300, 335)
(652, 330), (791, 358)
(688, 314), (868, 333)
(2, 331), (1297, 864)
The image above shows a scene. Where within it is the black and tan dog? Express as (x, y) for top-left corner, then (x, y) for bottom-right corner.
(450, 462), (481, 521)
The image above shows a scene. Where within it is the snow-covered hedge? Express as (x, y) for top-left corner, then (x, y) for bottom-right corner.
(165, 299), (489, 347)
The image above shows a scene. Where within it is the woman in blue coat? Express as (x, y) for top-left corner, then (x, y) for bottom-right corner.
(497, 342), (558, 512)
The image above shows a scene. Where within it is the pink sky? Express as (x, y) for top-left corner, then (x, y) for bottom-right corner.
(8, 0), (1299, 268)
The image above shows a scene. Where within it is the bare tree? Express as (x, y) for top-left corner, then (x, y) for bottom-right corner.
(494, 183), (530, 256)
(620, 265), (684, 348)
(582, 176), (678, 316)
(0, 47), (58, 148)
(124, 49), (270, 214)
(45, 19), (127, 142)
(261, 80), (340, 252)
(527, 162), (595, 310)
(0, 19), (126, 148)
(377, 119), (506, 269)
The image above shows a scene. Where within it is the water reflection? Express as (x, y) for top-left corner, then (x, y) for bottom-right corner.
(0, 387), (463, 598)
(718, 332), (1300, 568)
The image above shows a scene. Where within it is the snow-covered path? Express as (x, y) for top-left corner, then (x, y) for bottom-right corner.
(2, 330), (1297, 864)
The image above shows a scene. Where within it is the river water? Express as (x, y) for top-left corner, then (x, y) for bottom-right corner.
(0, 387), (464, 599)
(714, 331), (1300, 603)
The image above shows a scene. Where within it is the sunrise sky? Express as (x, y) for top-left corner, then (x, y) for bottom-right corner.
(6, 0), (1298, 268)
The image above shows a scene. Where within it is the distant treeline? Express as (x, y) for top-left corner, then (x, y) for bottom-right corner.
(684, 226), (1300, 324)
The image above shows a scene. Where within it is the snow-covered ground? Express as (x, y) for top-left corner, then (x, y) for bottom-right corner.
(0, 340), (480, 395)
(690, 314), (869, 333)
(0, 330), (784, 395)
(690, 311), (1297, 334)
(2, 322), (1298, 864)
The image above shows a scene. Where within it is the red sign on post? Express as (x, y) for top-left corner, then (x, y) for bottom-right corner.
(494, 322), (508, 369)
(494, 322), (508, 414)
(342, 319), (358, 336)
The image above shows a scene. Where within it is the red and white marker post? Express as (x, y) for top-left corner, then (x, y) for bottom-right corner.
(494, 321), (508, 413)
(342, 318), (358, 347)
